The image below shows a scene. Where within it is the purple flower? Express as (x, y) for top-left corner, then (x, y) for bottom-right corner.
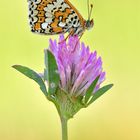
(49, 35), (105, 97)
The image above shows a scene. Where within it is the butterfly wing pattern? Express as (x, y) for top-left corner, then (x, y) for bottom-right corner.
(28, 0), (86, 36)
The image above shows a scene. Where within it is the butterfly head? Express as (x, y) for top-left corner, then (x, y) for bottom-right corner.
(85, 19), (94, 30)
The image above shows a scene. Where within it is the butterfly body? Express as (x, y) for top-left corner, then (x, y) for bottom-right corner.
(28, 0), (93, 36)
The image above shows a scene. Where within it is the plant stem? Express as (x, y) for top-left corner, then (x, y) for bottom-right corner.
(60, 116), (68, 140)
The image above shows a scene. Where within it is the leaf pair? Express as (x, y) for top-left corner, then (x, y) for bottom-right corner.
(84, 76), (113, 106)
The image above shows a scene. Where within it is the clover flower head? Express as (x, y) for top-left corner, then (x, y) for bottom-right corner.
(49, 35), (105, 97)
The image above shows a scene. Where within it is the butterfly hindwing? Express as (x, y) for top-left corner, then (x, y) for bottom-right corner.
(28, 0), (84, 35)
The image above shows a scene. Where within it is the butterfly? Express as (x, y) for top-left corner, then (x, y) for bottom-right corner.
(28, 0), (94, 38)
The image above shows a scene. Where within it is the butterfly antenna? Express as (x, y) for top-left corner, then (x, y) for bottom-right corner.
(87, 0), (90, 20)
(89, 4), (93, 20)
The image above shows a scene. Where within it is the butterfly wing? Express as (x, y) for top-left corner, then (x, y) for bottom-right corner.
(28, 0), (85, 35)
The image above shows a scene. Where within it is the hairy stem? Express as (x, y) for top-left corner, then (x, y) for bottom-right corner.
(60, 116), (68, 140)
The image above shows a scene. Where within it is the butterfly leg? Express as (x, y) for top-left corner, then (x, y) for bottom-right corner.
(79, 32), (84, 40)
(59, 29), (74, 44)
(72, 32), (84, 52)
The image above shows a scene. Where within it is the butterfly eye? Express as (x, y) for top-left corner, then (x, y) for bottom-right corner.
(86, 20), (90, 27)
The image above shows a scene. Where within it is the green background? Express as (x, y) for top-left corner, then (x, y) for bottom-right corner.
(0, 0), (140, 139)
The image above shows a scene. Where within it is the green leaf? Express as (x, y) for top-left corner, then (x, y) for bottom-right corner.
(12, 65), (47, 96)
(44, 69), (48, 81)
(85, 76), (100, 103)
(87, 84), (113, 106)
(44, 50), (60, 95)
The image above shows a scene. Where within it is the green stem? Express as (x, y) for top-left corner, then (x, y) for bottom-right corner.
(60, 116), (68, 140)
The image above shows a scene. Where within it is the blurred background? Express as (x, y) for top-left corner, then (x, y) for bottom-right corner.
(0, 0), (140, 140)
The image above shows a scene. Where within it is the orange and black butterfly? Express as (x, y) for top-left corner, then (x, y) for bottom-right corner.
(28, 0), (94, 37)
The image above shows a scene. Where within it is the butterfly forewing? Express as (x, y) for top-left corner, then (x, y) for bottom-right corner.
(28, 0), (85, 35)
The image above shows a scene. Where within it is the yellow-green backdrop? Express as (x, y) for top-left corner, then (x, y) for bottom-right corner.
(0, 0), (140, 140)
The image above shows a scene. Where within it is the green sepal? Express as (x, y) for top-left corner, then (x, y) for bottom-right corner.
(87, 84), (113, 106)
(55, 88), (85, 120)
(12, 65), (48, 96)
(44, 50), (60, 95)
(84, 76), (100, 104)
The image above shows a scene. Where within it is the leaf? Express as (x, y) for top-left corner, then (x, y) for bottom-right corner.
(44, 50), (60, 95)
(87, 84), (113, 106)
(44, 68), (48, 81)
(85, 76), (100, 103)
(12, 65), (47, 96)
